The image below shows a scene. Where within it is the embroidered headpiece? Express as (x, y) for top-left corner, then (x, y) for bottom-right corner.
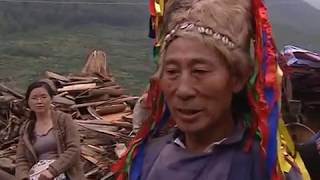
(163, 22), (236, 49)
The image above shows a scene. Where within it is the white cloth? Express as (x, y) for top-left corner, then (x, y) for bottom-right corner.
(29, 160), (67, 180)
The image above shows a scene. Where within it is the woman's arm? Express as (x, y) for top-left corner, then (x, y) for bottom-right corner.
(47, 114), (81, 177)
(15, 134), (31, 180)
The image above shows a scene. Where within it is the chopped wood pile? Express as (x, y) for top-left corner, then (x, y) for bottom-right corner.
(0, 50), (138, 179)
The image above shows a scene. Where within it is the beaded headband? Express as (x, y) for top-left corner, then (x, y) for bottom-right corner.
(163, 22), (236, 49)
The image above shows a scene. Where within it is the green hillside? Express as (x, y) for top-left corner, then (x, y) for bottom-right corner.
(0, 1), (154, 95)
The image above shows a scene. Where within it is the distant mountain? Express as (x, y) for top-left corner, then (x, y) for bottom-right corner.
(266, 0), (320, 51)
(0, 0), (149, 34)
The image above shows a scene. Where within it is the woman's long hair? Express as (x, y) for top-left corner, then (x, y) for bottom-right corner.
(25, 81), (54, 141)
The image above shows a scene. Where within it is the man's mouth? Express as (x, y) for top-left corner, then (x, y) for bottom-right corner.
(177, 108), (201, 115)
(175, 108), (202, 122)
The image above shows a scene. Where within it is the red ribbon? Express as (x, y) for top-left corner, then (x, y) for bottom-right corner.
(149, 0), (156, 16)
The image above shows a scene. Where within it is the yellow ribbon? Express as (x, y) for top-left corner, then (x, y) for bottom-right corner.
(154, 0), (165, 16)
(277, 120), (310, 180)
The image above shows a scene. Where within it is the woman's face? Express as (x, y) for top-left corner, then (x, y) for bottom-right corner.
(160, 37), (244, 134)
(28, 87), (52, 113)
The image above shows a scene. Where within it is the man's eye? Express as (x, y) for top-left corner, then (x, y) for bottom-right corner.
(164, 68), (180, 79)
(192, 69), (208, 75)
(166, 69), (178, 75)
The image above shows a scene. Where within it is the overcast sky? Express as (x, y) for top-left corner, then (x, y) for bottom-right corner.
(304, 0), (320, 9)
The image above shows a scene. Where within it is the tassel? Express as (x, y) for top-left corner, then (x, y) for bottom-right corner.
(251, 0), (281, 179)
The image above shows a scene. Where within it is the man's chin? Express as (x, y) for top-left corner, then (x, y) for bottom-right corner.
(176, 122), (203, 134)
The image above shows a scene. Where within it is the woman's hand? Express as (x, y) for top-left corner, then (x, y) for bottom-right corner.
(38, 170), (54, 180)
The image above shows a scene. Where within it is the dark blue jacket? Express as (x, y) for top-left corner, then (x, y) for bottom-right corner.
(139, 128), (268, 180)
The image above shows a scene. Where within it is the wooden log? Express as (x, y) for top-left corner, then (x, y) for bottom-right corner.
(67, 76), (99, 82)
(45, 71), (70, 82)
(0, 158), (15, 173)
(100, 111), (131, 123)
(87, 144), (105, 153)
(78, 126), (114, 144)
(78, 124), (119, 136)
(76, 120), (132, 128)
(65, 95), (76, 101)
(100, 81), (117, 88)
(81, 138), (111, 146)
(87, 106), (103, 121)
(89, 94), (110, 102)
(84, 167), (100, 177)
(96, 104), (127, 116)
(100, 172), (115, 180)
(81, 154), (99, 165)
(55, 92), (68, 97)
(81, 50), (111, 80)
(122, 114), (133, 121)
(52, 96), (75, 106)
(39, 78), (57, 92)
(93, 87), (124, 97)
(0, 84), (24, 99)
(74, 84), (120, 100)
(0, 95), (15, 105)
(60, 80), (98, 86)
(76, 94), (110, 103)
(0, 137), (18, 150)
(108, 96), (139, 105)
(71, 101), (108, 109)
(75, 89), (91, 99)
(58, 83), (97, 92)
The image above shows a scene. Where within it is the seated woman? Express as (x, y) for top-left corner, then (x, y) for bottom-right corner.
(112, 0), (301, 179)
(15, 81), (85, 180)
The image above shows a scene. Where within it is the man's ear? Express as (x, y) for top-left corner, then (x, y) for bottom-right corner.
(232, 75), (247, 93)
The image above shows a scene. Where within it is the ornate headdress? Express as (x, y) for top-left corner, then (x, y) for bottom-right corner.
(113, 0), (281, 179)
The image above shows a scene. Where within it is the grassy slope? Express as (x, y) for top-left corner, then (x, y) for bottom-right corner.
(0, 24), (155, 95)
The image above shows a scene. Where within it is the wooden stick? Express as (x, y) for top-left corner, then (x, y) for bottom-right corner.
(100, 81), (117, 88)
(96, 104), (127, 116)
(93, 87), (124, 97)
(58, 83), (97, 92)
(55, 92), (68, 97)
(84, 167), (100, 177)
(108, 96), (139, 104)
(100, 172), (115, 180)
(76, 120), (132, 128)
(45, 71), (70, 82)
(60, 80), (98, 86)
(78, 124), (120, 136)
(67, 76), (99, 82)
(0, 84), (24, 99)
(71, 101), (108, 109)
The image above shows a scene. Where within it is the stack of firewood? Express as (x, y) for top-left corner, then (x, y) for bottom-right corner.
(0, 50), (139, 179)
(0, 83), (25, 174)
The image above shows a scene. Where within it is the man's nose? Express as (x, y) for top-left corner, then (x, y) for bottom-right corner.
(175, 73), (196, 100)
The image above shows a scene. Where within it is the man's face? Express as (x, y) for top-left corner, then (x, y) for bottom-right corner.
(160, 37), (241, 134)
